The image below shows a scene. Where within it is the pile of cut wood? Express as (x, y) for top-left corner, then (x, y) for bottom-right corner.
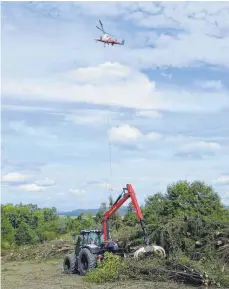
(3, 239), (74, 262)
(126, 261), (218, 287)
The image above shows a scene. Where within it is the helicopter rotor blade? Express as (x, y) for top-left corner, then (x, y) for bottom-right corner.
(96, 26), (104, 32)
(96, 26), (112, 36)
(99, 20), (104, 31)
(97, 20), (113, 36)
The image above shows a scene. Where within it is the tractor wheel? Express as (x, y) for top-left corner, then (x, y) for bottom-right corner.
(78, 248), (97, 276)
(63, 253), (77, 274)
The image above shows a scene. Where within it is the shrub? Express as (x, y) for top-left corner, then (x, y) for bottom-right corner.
(84, 252), (125, 284)
(1, 241), (11, 249)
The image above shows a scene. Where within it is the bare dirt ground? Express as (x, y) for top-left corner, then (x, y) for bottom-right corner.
(1, 259), (208, 289)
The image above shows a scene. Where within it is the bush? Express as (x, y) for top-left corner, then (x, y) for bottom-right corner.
(1, 241), (11, 249)
(84, 252), (125, 284)
(189, 255), (229, 288)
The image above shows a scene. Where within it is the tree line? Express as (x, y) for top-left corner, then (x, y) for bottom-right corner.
(1, 204), (97, 248)
(1, 180), (229, 251)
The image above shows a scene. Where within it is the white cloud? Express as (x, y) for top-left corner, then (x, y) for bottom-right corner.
(2, 172), (32, 183)
(73, 2), (129, 17)
(181, 141), (221, 154)
(87, 180), (121, 191)
(2, 2), (229, 74)
(66, 62), (130, 85)
(18, 183), (45, 192)
(8, 121), (56, 139)
(69, 189), (86, 195)
(220, 191), (229, 206)
(146, 132), (163, 141)
(2, 62), (229, 113)
(108, 124), (143, 143)
(136, 110), (163, 118)
(94, 182), (110, 189)
(2, 172), (55, 192)
(65, 109), (119, 125)
(213, 176), (229, 185)
(2, 104), (55, 113)
(161, 72), (172, 80)
(121, 3), (229, 68)
(108, 125), (220, 149)
(195, 80), (223, 90)
(163, 134), (221, 147)
(1, 62), (159, 110)
(36, 178), (55, 187)
(2, 2), (229, 210)
(108, 124), (163, 145)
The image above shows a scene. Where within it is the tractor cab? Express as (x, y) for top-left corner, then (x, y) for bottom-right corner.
(81, 229), (104, 245)
(74, 229), (104, 255)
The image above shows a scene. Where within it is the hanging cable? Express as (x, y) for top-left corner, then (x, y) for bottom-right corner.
(107, 113), (113, 195)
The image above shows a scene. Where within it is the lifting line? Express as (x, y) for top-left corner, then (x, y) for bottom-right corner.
(107, 113), (113, 196)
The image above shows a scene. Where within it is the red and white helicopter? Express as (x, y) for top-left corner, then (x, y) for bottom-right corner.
(95, 20), (125, 47)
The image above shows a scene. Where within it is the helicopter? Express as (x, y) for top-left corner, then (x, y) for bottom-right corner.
(94, 20), (125, 47)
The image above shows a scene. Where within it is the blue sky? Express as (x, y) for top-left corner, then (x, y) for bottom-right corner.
(1, 1), (229, 211)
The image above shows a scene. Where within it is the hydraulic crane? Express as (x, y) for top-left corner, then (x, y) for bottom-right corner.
(63, 184), (165, 276)
(102, 184), (149, 245)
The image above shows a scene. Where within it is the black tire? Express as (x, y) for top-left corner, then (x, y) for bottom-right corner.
(63, 253), (77, 274)
(78, 248), (97, 276)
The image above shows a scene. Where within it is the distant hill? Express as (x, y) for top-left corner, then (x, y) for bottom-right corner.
(58, 206), (128, 217)
(59, 204), (229, 217)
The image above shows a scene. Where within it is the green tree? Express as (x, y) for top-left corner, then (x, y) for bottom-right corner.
(95, 202), (107, 224)
(165, 180), (225, 218)
(107, 195), (122, 231)
(14, 221), (38, 245)
(1, 209), (15, 247)
(142, 181), (229, 253)
(81, 214), (96, 230)
(123, 201), (138, 227)
(1, 203), (63, 247)
(43, 207), (58, 222)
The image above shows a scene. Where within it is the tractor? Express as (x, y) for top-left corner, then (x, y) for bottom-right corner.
(63, 229), (125, 276)
(63, 184), (166, 275)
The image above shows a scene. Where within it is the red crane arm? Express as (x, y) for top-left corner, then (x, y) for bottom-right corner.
(102, 184), (149, 245)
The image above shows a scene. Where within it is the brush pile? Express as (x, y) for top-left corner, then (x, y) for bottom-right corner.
(126, 260), (217, 286)
(3, 239), (74, 262)
(116, 219), (229, 264)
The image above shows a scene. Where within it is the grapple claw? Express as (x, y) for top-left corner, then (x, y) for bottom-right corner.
(134, 244), (166, 260)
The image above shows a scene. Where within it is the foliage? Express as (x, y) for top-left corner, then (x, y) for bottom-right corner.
(122, 255), (229, 287)
(94, 197), (122, 231)
(116, 180), (229, 287)
(123, 202), (138, 227)
(1, 204), (96, 248)
(191, 256), (229, 287)
(3, 239), (73, 262)
(108, 195), (123, 230)
(84, 252), (124, 284)
(165, 180), (225, 218)
(141, 181), (229, 253)
(2, 180), (229, 286)
(94, 202), (107, 224)
(167, 252), (229, 287)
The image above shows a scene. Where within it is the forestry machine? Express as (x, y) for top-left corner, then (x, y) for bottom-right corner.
(63, 184), (165, 276)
